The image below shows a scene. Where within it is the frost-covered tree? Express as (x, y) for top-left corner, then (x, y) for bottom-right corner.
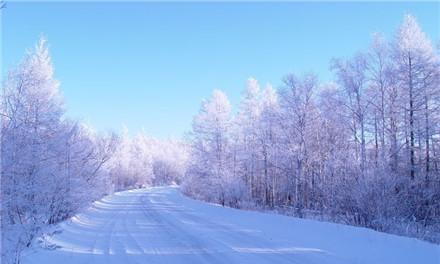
(151, 138), (189, 186)
(235, 78), (262, 199)
(1, 38), (117, 264)
(184, 90), (233, 204)
(331, 54), (370, 178)
(107, 128), (188, 191)
(1, 37), (66, 263)
(367, 33), (392, 169)
(392, 14), (439, 181)
(108, 128), (153, 190)
(257, 84), (280, 207)
(278, 73), (319, 211)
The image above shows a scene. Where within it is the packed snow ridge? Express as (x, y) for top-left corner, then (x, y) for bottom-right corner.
(23, 186), (439, 264)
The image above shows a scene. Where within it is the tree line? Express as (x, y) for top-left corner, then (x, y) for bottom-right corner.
(182, 14), (440, 243)
(0, 39), (187, 263)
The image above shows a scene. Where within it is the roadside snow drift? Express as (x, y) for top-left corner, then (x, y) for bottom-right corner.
(23, 186), (439, 264)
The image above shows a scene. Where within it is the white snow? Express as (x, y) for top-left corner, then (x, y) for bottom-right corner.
(23, 186), (440, 264)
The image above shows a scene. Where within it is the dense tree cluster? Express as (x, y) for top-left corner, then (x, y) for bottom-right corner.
(0, 39), (188, 263)
(0, 39), (118, 263)
(183, 14), (440, 242)
(108, 128), (189, 191)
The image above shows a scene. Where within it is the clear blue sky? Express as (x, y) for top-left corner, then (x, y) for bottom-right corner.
(2, 2), (439, 138)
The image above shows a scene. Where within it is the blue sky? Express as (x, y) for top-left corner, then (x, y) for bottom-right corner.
(2, 2), (439, 138)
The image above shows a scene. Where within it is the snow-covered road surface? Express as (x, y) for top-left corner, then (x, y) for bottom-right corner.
(23, 186), (439, 264)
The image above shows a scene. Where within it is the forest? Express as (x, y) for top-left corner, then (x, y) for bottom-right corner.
(1, 13), (439, 264)
(183, 13), (440, 242)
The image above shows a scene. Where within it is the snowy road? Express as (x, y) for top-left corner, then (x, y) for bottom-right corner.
(23, 187), (439, 264)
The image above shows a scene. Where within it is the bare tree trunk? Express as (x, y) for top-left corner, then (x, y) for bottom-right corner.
(424, 95), (430, 185)
(374, 112), (379, 168)
(360, 113), (366, 177)
(263, 147), (269, 205)
(431, 135), (439, 174)
(380, 85), (386, 164)
(408, 55), (415, 180)
(389, 84), (399, 172)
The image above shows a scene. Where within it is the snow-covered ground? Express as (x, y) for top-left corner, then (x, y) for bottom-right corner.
(23, 186), (439, 264)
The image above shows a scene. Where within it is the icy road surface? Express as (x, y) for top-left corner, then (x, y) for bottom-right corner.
(23, 186), (439, 264)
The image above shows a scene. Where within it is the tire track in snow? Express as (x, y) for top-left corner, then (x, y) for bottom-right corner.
(147, 189), (352, 264)
(140, 191), (233, 264)
(147, 190), (305, 264)
(23, 187), (362, 264)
